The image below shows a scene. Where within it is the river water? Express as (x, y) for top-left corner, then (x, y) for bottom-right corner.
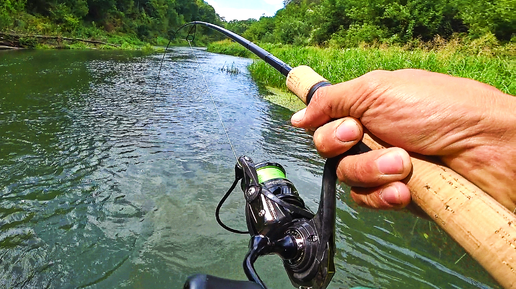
(0, 48), (500, 288)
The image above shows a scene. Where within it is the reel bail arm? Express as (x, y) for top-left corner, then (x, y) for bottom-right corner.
(238, 156), (338, 289)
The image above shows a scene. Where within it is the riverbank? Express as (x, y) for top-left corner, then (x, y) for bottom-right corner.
(208, 39), (515, 98)
(0, 30), (168, 52)
(0, 0), (222, 51)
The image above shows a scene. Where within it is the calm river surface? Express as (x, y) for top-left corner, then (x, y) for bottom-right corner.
(0, 48), (500, 288)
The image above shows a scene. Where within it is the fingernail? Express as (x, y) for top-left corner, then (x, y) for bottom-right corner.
(291, 108), (306, 124)
(381, 185), (402, 205)
(335, 119), (360, 142)
(376, 152), (404, 175)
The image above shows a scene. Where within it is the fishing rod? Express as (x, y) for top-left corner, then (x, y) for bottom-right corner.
(175, 23), (342, 289)
(174, 21), (516, 289)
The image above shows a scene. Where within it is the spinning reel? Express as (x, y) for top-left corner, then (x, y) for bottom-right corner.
(184, 155), (338, 289)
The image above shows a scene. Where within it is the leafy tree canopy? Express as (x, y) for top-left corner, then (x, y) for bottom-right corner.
(1, 0), (514, 47)
(1, 0), (225, 43)
(229, 0), (515, 47)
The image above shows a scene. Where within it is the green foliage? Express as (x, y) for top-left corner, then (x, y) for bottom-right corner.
(0, 0), (27, 29)
(18, 35), (38, 47)
(2, 0), (223, 48)
(451, 0), (515, 41)
(141, 42), (157, 54)
(232, 0), (515, 48)
(207, 39), (252, 57)
(243, 16), (276, 43)
(226, 19), (257, 35)
(4, 0), (514, 51)
(329, 23), (387, 47)
(155, 36), (169, 46)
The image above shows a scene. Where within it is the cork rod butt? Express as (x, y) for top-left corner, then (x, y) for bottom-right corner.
(286, 65), (328, 103)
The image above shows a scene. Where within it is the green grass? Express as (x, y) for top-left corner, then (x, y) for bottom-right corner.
(207, 39), (254, 58)
(250, 45), (515, 96)
(208, 40), (515, 96)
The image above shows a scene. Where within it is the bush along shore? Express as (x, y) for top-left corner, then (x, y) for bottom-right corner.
(0, 31), (120, 49)
(208, 38), (515, 100)
(0, 0), (223, 50)
(0, 22), (196, 51)
(0, 30), (167, 52)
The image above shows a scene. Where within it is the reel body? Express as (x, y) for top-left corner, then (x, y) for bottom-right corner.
(185, 155), (337, 289)
(237, 155), (337, 289)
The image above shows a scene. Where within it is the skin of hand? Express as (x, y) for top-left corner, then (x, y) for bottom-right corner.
(291, 69), (516, 212)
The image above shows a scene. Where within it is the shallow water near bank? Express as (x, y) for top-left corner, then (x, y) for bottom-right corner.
(0, 48), (500, 288)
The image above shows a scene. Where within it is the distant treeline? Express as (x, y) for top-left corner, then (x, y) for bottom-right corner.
(228, 0), (515, 47)
(0, 0), (225, 45)
(1, 0), (514, 48)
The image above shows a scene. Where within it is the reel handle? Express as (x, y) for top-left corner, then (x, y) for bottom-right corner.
(184, 274), (262, 289)
(286, 65), (516, 288)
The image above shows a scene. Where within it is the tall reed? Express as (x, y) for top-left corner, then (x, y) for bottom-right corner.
(247, 45), (515, 95)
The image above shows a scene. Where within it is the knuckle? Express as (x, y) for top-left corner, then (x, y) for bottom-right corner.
(363, 192), (385, 209)
(337, 155), (381, 186)
(311, 85), (333, 115)
(353, 158), (380, 184)
(311, 84), (328, 104)
(313, 130), (327, 150)
(350, 191), (367, 206)
(361, 70), (387, 93)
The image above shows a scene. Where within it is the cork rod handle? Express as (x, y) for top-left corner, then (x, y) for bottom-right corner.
(286, 65), (516, 289)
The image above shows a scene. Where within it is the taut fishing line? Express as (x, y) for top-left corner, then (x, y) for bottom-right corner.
(155, 24), (245, 234)
(159, 22), (341, 289)
(184, 32), (249, 234)
(156, 24), (238, 162)
(185, 35), (239, 162)
(153, 38), (172, 95)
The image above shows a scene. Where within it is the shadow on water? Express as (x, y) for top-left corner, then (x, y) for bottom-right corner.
(0, 48), (500, 289)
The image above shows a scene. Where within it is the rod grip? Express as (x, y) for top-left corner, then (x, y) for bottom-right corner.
(286, 65), (329, 104)
(286, 65), (516, 289)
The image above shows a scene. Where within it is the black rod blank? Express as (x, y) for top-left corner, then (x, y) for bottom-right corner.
(190, 21), (292, 77)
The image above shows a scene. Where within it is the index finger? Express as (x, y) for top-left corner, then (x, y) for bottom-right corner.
(291, 72), (381, 129)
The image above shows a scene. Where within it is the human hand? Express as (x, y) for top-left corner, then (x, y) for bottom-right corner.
(291, 69), (516, 211)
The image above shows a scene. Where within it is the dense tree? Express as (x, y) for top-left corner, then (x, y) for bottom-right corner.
(2, 0), (514, 46)
(233, 0), (514, 47)
(1, 0), (223, 43)
(226, 19), (257, 36)
(452, 0), (515, 41)
(242, 16), (276, 43)
(0, 0), (26, 29)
